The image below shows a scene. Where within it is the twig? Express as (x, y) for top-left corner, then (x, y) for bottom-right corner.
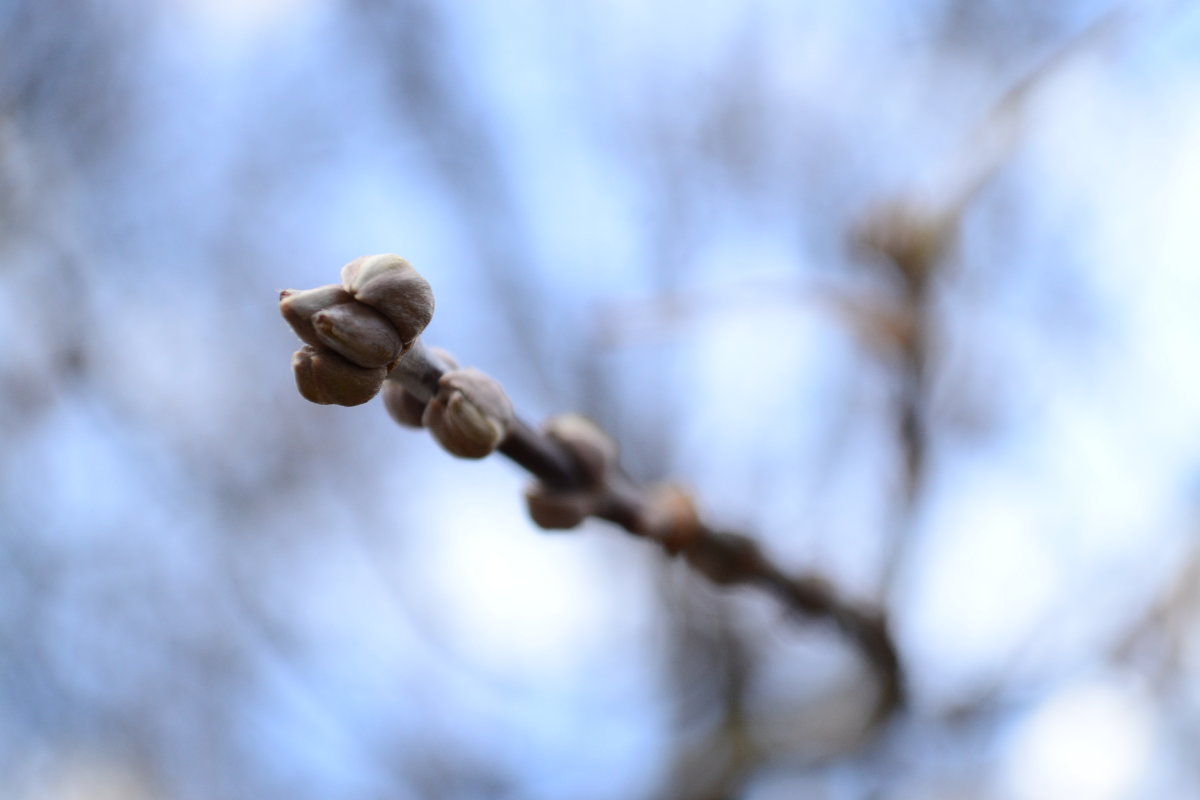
(280, 256), (905, 731)
(857, 2), (1145, 604)
(402, 332), (904, 721)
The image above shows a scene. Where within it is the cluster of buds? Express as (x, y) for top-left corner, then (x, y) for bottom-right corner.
(523, 414), (619, 530)
(281, 254), (515, 460)
(523, 415), (701, 554)
(281, 255), (692, 536)
(282, 255), (698, 537)
(279, 256), (904, 722)
(384, 362), (515, 459)
(280, 254), (434, 406)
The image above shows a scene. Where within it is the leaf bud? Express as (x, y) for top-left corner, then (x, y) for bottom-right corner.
(381, 378), (426, 428)
(340, 254), (434, 347)
(312, 303), (403, 368)
(422, 367), (513, 458)
(292, 345), (386, 407)
(279, 285), (353, 347)
(524, 483), (594, 530)
(856, 200), (950, 292)
(543, 414), (618, 486)
(636, 484), (701, 555)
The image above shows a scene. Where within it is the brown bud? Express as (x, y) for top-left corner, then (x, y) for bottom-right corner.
(280, 285), (353, 347)
(543, 414), (618, 486)
(422, 367), (513, 458)
(636, 483), (701, 555)
(292, 345), (386, 406)
(381, 378), (426, 428)
(312, 303), (403, 368)
(380, 348), (459, 428)
(524, 484), (593, 530)
(856, 200), (951, 292)
(340, 254), (434, 346)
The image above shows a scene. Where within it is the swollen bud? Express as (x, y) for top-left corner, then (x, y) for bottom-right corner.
(381, 379), (426, 428)
(856, 200), (950, 291)
(292, 345), (386, 407)
(636, 483), (701, 555)
(340, 254), (435, 347)
(543, 414), (618, 486)
(313, 303), (403, 368)
(279, 285), (353, 347)
(422, 368), (513, 458)
(524, 484), (594, 530)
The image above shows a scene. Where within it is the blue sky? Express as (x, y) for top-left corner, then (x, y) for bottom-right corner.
(4, 0), (1200, 797)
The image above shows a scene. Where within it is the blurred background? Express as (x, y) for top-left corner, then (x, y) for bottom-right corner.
(3, 0), (1200, 797)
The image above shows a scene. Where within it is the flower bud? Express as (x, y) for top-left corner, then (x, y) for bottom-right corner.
(636, 484), (700, 555)
(381, 378), (426, 428)
(292, 345), (386, 406)
(340, 254), (435, 347)
(422, 367), (513, 458)
(380, 348), (459, 428)
(543, 414), (618, 486)
(280, 285), (353, 347)
(312, 303), (403, 368)
(524, 483), (593, 530)
(856, 200), (950, 291)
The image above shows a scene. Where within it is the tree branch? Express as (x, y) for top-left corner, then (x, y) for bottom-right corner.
(281, 257), (905, 732)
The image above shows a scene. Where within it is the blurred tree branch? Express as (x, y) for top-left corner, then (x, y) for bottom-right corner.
(853, 1), (1142, 603)
(280, 256), (905, 737)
